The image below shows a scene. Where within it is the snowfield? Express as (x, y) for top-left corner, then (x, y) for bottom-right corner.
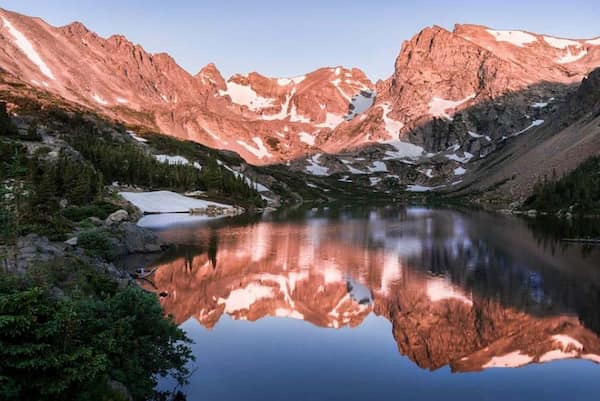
(1, 16), (55, 80)
(127, 131), (148, 143)
(305, 154), (330, 176)
(236, 137), (272, 159)
(429, 94), (476, 120)
(120, 191), (232, 214)
(219, 81), (275, 111)
(486, 29), (537, 47)
(513, 119), (544, 136)
(277, 75), (305, 85)
(557, 49), (588, 64)
(543, 36), (581, 49)
(346, 90), (375, 120)
(381, 103), (404, 139)
(298, 131), (316, 146)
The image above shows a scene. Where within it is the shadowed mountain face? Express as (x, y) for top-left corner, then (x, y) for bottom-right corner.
(135, 207), (600, 373)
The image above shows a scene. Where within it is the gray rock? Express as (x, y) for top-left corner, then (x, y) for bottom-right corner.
(88, 216), (103, 225)
(8, 234), (66, 274)
(65, 237), (78, 246)
(105, 209), (129, 225)
(119, 222), (166, 254)
(108, 380), (132, 401)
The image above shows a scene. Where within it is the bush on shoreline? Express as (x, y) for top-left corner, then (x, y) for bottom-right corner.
(0, 259), (194, 401)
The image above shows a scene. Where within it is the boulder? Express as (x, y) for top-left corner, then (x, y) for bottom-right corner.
(88, 216), (103, 225)
(108, 380), (132, 401)
(105, 209), (129, 225)
(119, 222), (166, 254)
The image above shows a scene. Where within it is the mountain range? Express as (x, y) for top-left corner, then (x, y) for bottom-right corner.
(1, 7), (600, 205)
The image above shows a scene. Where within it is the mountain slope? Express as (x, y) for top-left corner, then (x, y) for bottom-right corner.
(0, 8), (373, 164)
(1, 7), (600, 204)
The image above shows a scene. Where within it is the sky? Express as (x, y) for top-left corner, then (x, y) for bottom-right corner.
(2, 0), (600, 80)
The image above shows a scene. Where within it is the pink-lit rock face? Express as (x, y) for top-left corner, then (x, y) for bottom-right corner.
(138, 208), (600, 373)
(2, 8), (599, 165)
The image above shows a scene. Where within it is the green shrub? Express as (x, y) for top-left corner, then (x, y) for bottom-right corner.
(0, 271), (193, 401)
(62, 202), (119, 222)
(78, 229), (115, 260)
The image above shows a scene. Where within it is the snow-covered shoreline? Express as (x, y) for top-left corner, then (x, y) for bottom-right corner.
(119, 190), (235, 214)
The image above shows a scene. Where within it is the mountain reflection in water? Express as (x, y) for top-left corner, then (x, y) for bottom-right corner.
(136, 207), (600, 374)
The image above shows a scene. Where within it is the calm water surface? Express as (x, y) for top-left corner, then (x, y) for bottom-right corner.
(134, 207), (600, 401)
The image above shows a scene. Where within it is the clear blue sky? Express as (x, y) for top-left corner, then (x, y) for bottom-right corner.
(2, 0), (600, 80)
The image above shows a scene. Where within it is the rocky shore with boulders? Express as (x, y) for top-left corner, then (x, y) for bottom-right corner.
(1, 208), (168, 283)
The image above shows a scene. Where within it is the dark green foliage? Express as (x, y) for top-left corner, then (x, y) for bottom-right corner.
(61, 202), (119, 222)
(0, 142), (29, 244)
(524, 156), (600, 214)
(21, 120), (43, 141)
(0, 102), (18, 137)
(64, 127), (263, 207)
(0, 261), (193, 401)
(77, 229), (115, 260)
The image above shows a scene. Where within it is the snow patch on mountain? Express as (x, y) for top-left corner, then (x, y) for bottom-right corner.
(368, 161), (388, 173)
(220, 81), (275, 111)
(127, 131), (147, 143)
(383, 141), (425, 160)
(369, 177), (381, 186)
(513, 119), (544, 136)
(236, 137), (272, 159)
(277, 75), (306, 85)
(331, 78), (351, 102)
(305, 153), (329, 176)
(1, 16), (56, 80)
(92, 94), (108, 106)
(346, 90), (375, 120)
(557, 48), (588, 64)
(406, 184), (435, 192)
(587, 38), (600, 45)
(445, 151), (474, 163)
(288, 102), (311, 123)
(155, 155), (201, 170)
(317, 112), (345, 129)
(381, 103), (404, 139)
(298, 131), (316, 146)
(543, 36), (581, 49)
(486, 29), (537, 47)
(454, 167), (467, 176)
(429, 94), (476, 120)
